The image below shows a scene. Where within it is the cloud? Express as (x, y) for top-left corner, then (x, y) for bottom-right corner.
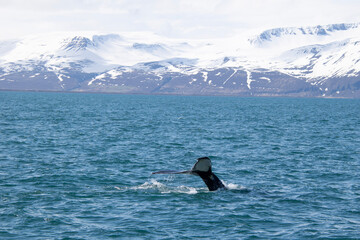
(0, 0), (359, 39)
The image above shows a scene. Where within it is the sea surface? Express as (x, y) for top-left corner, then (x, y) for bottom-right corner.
(0, 91), (359, 239)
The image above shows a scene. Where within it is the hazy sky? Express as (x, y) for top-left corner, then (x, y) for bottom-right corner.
(1, 0), (360, 39)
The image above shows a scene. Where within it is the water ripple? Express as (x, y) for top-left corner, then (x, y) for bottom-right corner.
(0, 92), (359, 239)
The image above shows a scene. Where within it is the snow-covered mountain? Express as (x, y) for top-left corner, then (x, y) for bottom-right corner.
(1, 23), (360, 97)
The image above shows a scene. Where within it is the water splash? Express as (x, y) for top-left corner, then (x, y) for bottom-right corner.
(223, 181), (251, 193)
(116, 180), (250, 194)
(117, 179), (203, 194)
(136, 179), (166, 190)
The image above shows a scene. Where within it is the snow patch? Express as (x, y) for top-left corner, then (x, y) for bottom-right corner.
(57, 74), (70, 82)
(108, 69), (122, 79)
(259, 76), (271, 82)
(29, 73), (40, 78)
(189, 78), (197, 84)
(245, 70), (254, 89)
(88, 73), (107, 85)
(202, 72), (208, 82)
(223, 69), (237, 85)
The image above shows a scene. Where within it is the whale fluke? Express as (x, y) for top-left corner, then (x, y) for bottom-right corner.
(190, 157), (227, 191)
(152, 157), (227, 191)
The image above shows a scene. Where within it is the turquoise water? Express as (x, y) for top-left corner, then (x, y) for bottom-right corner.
(0, 91), (359, 239)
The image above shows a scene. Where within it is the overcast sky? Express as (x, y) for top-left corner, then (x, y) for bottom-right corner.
(1, 0), (360, 39)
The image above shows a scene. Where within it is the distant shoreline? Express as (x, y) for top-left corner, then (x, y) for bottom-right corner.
(0, 89), (356, 99)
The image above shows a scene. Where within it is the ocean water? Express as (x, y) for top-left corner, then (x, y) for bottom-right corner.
(0, 91), (359, 239)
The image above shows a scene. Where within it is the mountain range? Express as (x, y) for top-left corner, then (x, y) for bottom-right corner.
(1, 23), (360, 98)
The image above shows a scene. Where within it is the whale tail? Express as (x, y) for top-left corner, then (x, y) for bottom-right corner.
(152, 157), (227, 191)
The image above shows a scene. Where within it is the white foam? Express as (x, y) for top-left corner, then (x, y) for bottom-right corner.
(116, 179), (205, 194)
(177, 185), (199, 194)
(223, 181), (249, 191)
(136, 179), (166, 190)
(226, 183), (241, 190)
(115, 180), (249, 194)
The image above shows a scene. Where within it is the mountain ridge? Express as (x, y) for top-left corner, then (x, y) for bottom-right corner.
(0, 23), (360, 98)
